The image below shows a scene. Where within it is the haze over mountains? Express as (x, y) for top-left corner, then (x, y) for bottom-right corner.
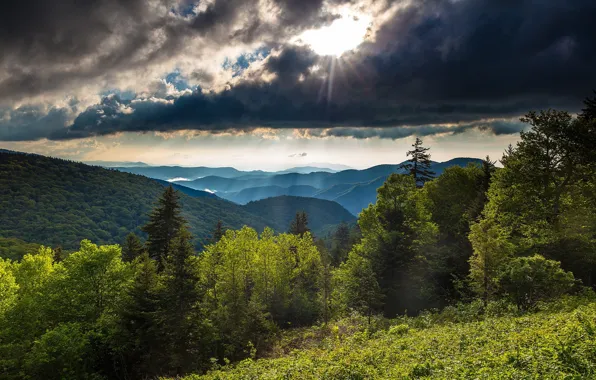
(115, 158), (483, 215)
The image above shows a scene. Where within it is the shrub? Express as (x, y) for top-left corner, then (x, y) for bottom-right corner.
(499, 255), (575, 310)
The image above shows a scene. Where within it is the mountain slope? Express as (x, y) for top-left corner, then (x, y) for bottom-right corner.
(243, 196), (356, 235)
(332, 177), (387, 215)
(0, 152), (273, 249)
(153, 179), (218, 198)
(223, 185), (319, 204)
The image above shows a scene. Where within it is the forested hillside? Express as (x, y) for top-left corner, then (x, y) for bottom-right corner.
(243, 195), (356, 234)
(0, 152), (272, 249)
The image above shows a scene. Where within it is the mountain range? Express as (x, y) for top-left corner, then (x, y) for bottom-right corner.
(117, 157), (483, 215)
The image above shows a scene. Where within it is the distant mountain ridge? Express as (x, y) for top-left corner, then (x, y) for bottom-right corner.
(164, 158), (484, 214)
(244, 196), (356, 236)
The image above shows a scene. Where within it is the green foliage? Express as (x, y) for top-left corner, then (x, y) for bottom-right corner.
(0, 237), (41, 261)
(114, 252), (161, 377)
(142, 186), (185, 266)
(423, 163), (490, 301)
(22, 323), (93, 380)
(0, 152), (272, 250)
(499, 255), (575, 310)
(186, 300), (596, 379)
(339, 173), (439, 316)
(122, 232), (144, 262)
(0, 258), (18, 318)
(158, 227), (212, 375)
(200, 227), (324, 360)
(289, 211), (310, 237)
(468, 219), (515, 305)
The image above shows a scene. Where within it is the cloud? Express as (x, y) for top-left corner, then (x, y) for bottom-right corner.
(0, 0), (595, 141)
(289, 152), (308, 157)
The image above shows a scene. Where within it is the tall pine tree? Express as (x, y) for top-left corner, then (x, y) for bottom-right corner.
(122, 232), (144, 262)
(157, 227), (211, 375)
(289, 211), (310, 237)
(580, 89), (596, 121)
(400, 137), (435, 187)
(142, 186), (185, 269)
(117, 252), (162, 377)
(211, 220), (224, 244)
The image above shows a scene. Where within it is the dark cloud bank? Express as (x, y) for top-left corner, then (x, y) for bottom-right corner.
(1, 0), (596, 141)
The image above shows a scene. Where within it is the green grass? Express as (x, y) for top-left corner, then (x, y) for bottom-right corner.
(182, 298), (596, 379)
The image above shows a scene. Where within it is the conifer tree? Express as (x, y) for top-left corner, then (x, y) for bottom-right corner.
(580, 89), (596, 121)
(467, 156), (496, 220)
(289, 211), (310, 237)
(400, 137), (435, 186)
(211, 220), (224, 244)
(331, 222), (351, 265)
(118, 252), (161, 377)
(142, 186), (185, 268)
(52, 246), (63, 263)
(122, 232), (144, 262)
(158, 227), (209, 375)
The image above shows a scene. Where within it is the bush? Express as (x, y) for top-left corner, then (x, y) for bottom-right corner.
(499, 255), (575, 311)
(23, 323), (94, 380)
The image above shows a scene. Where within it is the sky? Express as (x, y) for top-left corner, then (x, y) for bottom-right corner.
(0, 0), (595, 170)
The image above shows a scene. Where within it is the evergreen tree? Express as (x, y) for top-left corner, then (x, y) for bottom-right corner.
(142, 186), (185, 269)
(580, 90), (596, 121)
(211, 220), (224, 244)
(157, 227), (211, 375)
(289, 211), (310, 237)
(117, 252), (161, 377)
(467, 156), (496, 220)
(400, 137), (435, 187)
(122, 232), (144, 262)
(52, 246), (63, 263)
(331, 222), (351, 265)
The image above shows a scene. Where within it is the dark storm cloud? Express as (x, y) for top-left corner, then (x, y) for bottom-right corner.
(0, 0), (345, 102)
(1, 0), (596, 141)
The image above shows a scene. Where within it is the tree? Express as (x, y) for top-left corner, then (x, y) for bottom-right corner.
(468, 219), (514, 307)
(142, 186), (185, 269)
(116, 252), (161, 378)
(339, 174), (438, 316)
(211, 220), (225, 244)
(289, 211), (310, 237)
(52, 246), (63, 263)
(499, 255), (575, 311)
(580, 90), (596, 121)
(330, 222), (351, 265)
(157, 227), (211, 375)
(0, 258), (17, 318)
(122, 232), (144, 262)
(480, 109), (596, 286)
(424, 164), (487, 301)
(400, 137), (435, 186)
(467, 156), (496, 221)
(335, 251), (382, 325)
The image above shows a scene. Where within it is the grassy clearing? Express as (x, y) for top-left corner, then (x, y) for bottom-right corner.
(181, 298), (596, 379)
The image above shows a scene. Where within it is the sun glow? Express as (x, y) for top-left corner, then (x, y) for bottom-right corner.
(298, 11), (371, 57)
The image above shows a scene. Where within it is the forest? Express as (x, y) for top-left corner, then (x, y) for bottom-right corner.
(0, 96), (595, 379)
